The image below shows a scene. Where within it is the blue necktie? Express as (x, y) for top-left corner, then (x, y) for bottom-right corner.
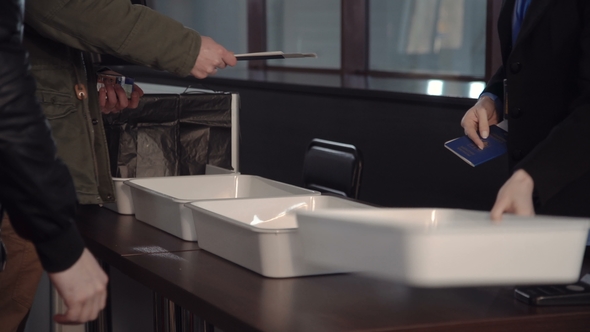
(512, 0), (532, 46)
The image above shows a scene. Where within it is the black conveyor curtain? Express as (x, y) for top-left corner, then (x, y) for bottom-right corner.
(103, 93), (233, 178)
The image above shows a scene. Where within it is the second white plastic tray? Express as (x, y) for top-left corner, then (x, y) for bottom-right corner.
(103, 164), (236, 215)
(127, 174), (319, 241)
(186, 195), (374, 277)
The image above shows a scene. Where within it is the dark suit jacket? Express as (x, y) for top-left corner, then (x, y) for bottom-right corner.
(483, 0), (590, 217)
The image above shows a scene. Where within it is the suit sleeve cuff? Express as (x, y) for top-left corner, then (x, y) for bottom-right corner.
(480, 92), (504, 115)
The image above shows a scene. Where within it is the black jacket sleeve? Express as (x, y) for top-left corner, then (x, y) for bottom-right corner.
(0, 0), (84, 273)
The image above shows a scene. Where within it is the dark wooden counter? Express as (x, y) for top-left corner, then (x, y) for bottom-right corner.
(76, 205), (200, 264)
(77, 205), (590, 332)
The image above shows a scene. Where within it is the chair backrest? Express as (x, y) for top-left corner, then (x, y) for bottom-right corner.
(302, 138), (362, 199)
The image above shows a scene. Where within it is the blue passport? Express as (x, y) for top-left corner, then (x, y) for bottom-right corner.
(444, 125), (508, 167)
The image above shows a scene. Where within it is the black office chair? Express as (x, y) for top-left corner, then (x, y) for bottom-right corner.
(302, 138), (363, 199)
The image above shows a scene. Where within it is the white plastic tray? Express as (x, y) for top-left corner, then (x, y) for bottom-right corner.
(103, 177), (134, 215)
(185, 195), (374, 277)
(127, 174), (319, 241)
(103, 165), (236, 215)
(295, 208), (590, 287)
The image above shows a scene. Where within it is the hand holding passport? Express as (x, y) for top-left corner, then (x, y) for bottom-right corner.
(445, 124), (508, 167)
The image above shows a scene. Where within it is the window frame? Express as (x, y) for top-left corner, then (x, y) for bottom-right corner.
(247, 0), (501, 82)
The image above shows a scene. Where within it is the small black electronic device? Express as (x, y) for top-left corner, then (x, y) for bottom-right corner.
(0, 239), (5, 272)
(0, 205), (4, 272)
(514, 274), (590, 306)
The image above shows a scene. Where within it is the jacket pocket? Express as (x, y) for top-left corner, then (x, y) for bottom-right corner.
(36, 90), (98, 198)
(36, 90), (78, 119)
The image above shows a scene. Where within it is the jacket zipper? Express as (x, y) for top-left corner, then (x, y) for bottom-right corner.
(73, 51), (102, 200)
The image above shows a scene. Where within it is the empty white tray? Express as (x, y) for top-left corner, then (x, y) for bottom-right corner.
(295, 208), (590, 287)
(127, 174), (319, 241)
(103, 177), (135, 215)
(103, 165), (237, 215)
(185, 195), (374, 277)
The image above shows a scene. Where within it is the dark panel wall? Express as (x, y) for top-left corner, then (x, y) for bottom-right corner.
(202, 82), (509, 210)
(120, 66), (509, 211)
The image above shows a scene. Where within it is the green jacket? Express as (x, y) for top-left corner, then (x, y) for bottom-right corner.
(23, 0), (202, 204)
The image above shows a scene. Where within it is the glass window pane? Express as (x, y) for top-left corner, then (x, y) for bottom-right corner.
(149, 0), (248, 68)
(369, 0), (486, 77)
(267, 0), (340, 69)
